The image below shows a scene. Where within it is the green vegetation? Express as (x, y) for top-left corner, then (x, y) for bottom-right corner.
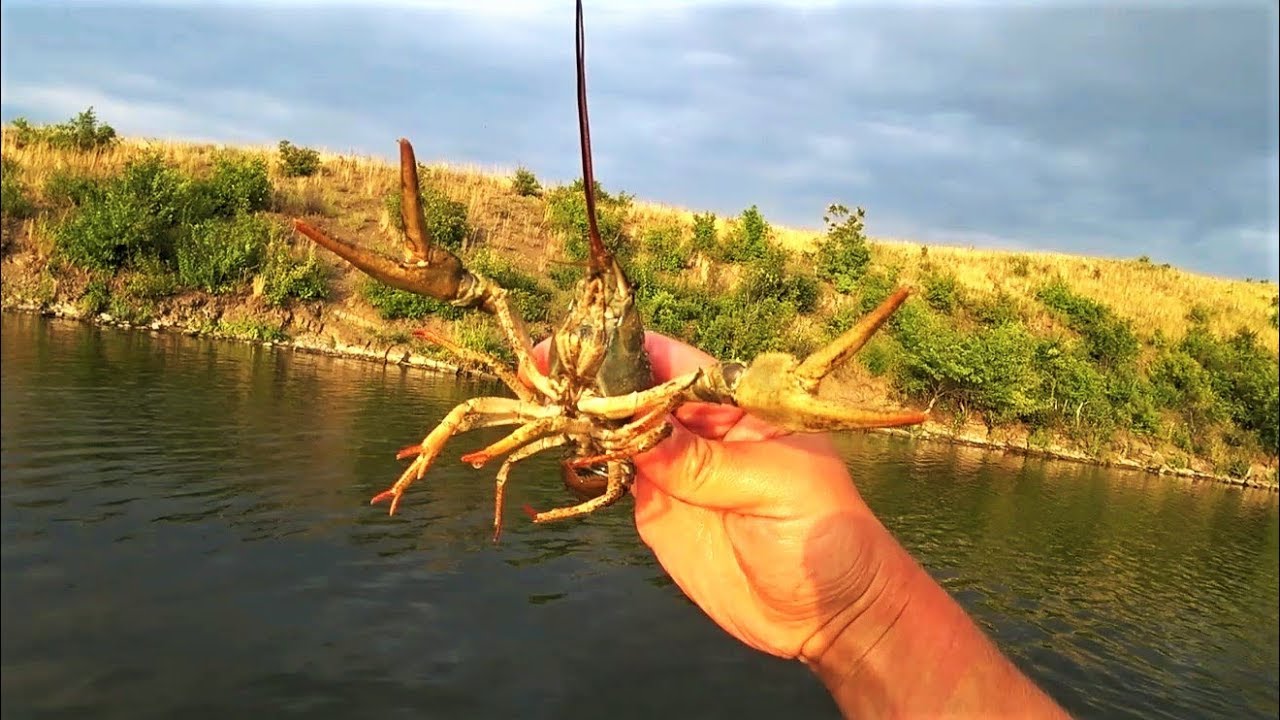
(1, 157), (35, 219)
(277, 140), (321, 178)
(8, 108), (117, 151)
(816, 204), (871, 293)
(3, 111), (1276, 480)
(546, 178), (632, 262)
(382, 171), (469, 251)
(511, 166), (541, 197)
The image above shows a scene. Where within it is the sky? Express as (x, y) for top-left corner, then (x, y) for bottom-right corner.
(1, 1), (1277, 281)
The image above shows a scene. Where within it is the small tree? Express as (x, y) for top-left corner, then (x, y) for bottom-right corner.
(277, 140), (321, 177)
(816, 203), (871, 293)
(511, 166), (541, 197)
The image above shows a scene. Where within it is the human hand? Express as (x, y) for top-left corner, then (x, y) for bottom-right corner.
(528, 331), (899, 664)
(527, 332), (1068, 717)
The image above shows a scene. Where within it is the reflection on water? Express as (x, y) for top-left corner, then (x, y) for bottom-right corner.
(2, 313), (1277, 719)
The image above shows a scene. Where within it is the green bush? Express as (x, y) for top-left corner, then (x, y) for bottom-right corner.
(720, 205), (771, 263)
(511, 166), (541, 197)
(816, 203), (871, 293)
(466, 249), (552, 323)
(690, 212), (718, 254)
(43, 170), (103, 208)
(738, 247), (819, 313)
(188, 154), (272, 218)
(694, 296), (798, 361)
(891, 300), (1041, 426)
(1036, 278), (1138, 368)
(9, 109), (117, 151)
(277, 141), (321, 178)
(1180, 325), (1279, 450)
(259, 240), (329, 306)
(548, 264), (584, 290)
(361, 278), (464, 321)
(79, 277), (112, 315)
(545, 179), (632, 262)
(922, 271), (961, 314)
(1, 157), (35, 219)
(54, 154), (186, 271)
(640, 286), (707, 338)
(969, 290), (1022, 327)
(383, 177), (469, 251)
(639, 222), (687, 272)
(177, 213), (270, 292)
(856, 268), (901, 317)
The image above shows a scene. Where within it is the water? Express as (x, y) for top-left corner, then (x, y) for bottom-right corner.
(2, 312), (1276, 719)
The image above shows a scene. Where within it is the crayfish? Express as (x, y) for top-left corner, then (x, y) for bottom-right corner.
(293, 0), (927, 541)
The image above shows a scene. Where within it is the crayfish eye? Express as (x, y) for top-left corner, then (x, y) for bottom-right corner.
(720, 362), (745, 391)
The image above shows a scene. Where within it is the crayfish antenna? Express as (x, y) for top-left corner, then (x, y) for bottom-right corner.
(575, 0), (610, 276)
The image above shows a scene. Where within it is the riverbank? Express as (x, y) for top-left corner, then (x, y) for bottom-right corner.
(4, 292), (1274, 492)
(2, 125), (1277, 491)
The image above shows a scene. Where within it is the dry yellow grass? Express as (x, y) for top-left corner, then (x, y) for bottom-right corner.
(6, 132), (1276, 353)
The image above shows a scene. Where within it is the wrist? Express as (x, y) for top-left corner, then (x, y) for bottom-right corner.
(802, 523), (1068, 718)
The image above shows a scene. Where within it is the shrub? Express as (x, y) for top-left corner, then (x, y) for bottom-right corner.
(922, 271), (961, 314)
(720, 205), (771, 263)
(548, 264), (583, 290)
(54, 154), (186, 271)
(361, 278), (464, 321)
(383, 177), (469, 252)
(11, 108), (117, 151)
(891, 300), (1042, 426)
(43, 170), (102, 208)
(694, 296), (798, 361)
(1180, 325), (1280, 450)
(184, 154), (272, 221)
(1036, 278), (1138, 368)
(80, 277), (112, 315)
(690, 212), (717, 254)
(1, 157), (35, 219)
(258, 240), (329, 306)
(277, 140), (322, 178)
(738, 247), (819, 314)
(511, 166), (541, 197)
(640, 286), (707, 338)
(816, 203), (871, 293)
(969, 290), (1022, 327)
(639, 222), (687, 272)
(467, 249), (552, 323)
(177, 213), (270, 292)
(545, 179), (632, 262)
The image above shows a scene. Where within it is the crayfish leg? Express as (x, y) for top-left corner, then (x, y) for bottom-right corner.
(491, 435), (568, 543)
(525, 460), (631, 525)
(372, 396), (540, 516)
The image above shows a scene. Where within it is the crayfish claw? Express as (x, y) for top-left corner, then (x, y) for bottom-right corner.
(719, 286), (928, 433)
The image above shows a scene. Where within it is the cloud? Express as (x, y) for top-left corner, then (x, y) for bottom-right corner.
(1, 1), (1276, 280)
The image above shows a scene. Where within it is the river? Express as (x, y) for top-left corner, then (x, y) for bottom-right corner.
(2, 312), (1276, 719)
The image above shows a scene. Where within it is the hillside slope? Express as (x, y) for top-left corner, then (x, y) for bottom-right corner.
(3, 115), (1277, 487)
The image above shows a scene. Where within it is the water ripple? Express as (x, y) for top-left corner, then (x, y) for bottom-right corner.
(2, 313), (1277, 720)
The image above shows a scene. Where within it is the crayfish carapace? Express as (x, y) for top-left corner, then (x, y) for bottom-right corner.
(293, 0), (927, 541)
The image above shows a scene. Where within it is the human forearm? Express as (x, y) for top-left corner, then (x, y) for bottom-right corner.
(805, 529), (1069, 719)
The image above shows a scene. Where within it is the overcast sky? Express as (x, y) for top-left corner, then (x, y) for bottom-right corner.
(2, 1), (1276, 280)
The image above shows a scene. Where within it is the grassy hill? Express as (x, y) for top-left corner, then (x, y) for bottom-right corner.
(3, 110), (1277, 486)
